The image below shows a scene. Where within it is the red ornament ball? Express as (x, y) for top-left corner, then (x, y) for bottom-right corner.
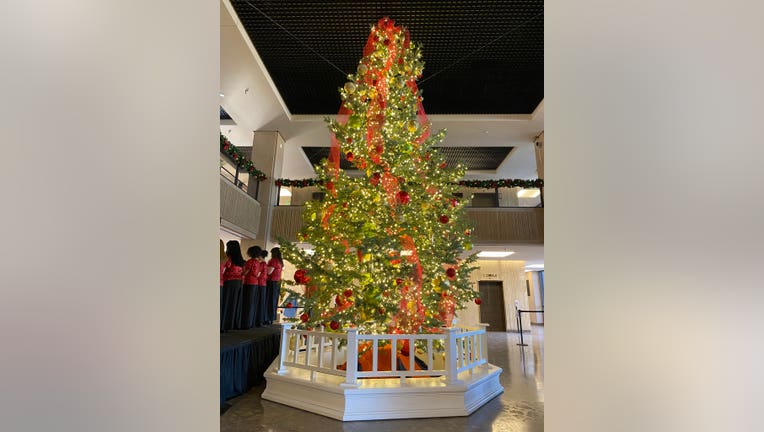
(300, 313), (309, 322)
(343, 289), (353, 297)
(286, 302), (293, 308)
(294, 269), (308, 284)
(330, 321), (340, 330)
(370, 172), (381, 186)
(439, 162), (447, 169)
(378, 307), (386, 315)
(474, 298), (482, 305)
(439, 215), (450, 224)
(397, 190), (410, 204)
(335, 295), (344, 306)
(395, 278), (403, 285)
(346, 137), (352, 143)
(445, 268), (456, 279)
(325, 181), (334, 191)
(346, 152), (354, 161)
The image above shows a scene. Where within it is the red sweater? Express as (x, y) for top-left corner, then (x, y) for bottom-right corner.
(221, 259), (243, 282)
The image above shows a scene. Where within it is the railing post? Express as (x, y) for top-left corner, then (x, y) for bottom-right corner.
(478, 323), (490, 368)
(340, 328), (358, 388)
(443, 327), (463, 385)
(276, 323), (292, 375)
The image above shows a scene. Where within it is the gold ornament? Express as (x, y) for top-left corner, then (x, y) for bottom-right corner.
(344, 82), (357, 93)
(407, 120), (417, 133)
(357, 63), (368, 75)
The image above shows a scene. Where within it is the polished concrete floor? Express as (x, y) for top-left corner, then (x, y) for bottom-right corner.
(221, 325), (544, 432)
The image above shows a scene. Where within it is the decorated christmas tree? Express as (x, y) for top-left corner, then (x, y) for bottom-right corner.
(280, 17), (479, 335)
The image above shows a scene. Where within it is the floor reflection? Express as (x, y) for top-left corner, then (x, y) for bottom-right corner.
(221, 326), (544, 432)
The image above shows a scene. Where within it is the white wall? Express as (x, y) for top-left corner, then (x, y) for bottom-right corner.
(458, 260), (531, 331)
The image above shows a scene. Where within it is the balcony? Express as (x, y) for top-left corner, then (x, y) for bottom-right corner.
(270, 184), (543, 245)
(220, 176), (261, 239)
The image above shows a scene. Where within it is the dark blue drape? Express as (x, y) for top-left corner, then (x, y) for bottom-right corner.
(220, 331), (280, 404)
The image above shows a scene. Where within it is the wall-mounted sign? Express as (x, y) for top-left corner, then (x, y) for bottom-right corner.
(482, 273), (499, 279)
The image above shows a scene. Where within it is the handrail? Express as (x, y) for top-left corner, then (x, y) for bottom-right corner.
(275, 323), (491, 386)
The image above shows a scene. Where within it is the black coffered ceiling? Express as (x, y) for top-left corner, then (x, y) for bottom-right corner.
(229, 0), (543, 115)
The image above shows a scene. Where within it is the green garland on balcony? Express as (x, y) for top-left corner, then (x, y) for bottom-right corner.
(275, 178), (323, 187)
(220, 134), (267, 181)
(275, 178), (543, 189)
(459, 178), (543, 188)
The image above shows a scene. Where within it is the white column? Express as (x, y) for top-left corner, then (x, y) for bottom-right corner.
(443, 327), (463, 385)
(276, 323), (292, 374)
(340, 328), (358, 387)
(249, 130), (285, 248)
(478, 323), (489, 365)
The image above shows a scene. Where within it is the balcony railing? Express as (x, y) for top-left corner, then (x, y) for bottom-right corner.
(220, 153), (261, 200)
(275, 184), (542, 208)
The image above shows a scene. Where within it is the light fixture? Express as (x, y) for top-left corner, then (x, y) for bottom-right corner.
(219, 92), (225, 97)
(279, 188), (292, 197)
(517, 188), (541, 198)
(477, 251), (514, 258)
(525, 264), (544, 269)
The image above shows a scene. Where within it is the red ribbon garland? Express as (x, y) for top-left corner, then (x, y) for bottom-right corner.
(326, 17), (434, 333)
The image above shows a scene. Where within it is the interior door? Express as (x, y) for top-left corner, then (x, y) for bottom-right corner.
(478, 281), (506, 331)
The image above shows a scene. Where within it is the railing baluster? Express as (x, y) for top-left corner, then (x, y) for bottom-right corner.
(305, 332), (313, 367)
(408, 337), (414, 373)
(372, 339), (378, 373)
(391, 337), (397, 373)
(427, 339), (433, 371)
(331, 337), (337, 370)
(318, 332), (324, 369)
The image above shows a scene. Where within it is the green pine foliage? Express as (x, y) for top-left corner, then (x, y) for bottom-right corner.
(279, 18), (479, 335)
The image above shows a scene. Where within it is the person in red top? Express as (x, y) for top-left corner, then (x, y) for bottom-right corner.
(221, 240), (245, 332)
(240, 245), (262, 329)
(256, 250), (268, 327)
(265, 247), (283, 325)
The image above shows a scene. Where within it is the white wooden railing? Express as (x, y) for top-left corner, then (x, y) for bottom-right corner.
(275, 323), (490, 387)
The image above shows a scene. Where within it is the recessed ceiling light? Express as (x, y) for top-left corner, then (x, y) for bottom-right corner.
(219, 92), (225, 97)
(477, 251), (514, 258)
(526, 264), (544, 269)
(517, 188), (540, 198)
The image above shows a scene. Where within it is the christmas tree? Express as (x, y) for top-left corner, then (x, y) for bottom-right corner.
(281, 17), (479, 335)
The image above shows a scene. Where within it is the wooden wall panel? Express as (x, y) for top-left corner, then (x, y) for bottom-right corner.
(466, 208), (544, 244)
(269, 206), (543, 244)
(269, 206), (305, 242)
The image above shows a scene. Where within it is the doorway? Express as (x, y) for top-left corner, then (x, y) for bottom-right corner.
(478, 281), (506, 331)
